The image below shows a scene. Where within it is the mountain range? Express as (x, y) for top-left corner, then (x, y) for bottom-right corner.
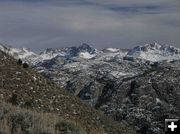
(1, 42), (180, 64)
(0, 44), (134, 134)
(0, 42), (180, 134)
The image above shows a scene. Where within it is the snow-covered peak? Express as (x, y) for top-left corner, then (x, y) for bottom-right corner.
(39, 43), (98, 60)
(127, 42), (180, 62)
(10, 47), (37, 59)
(39, 48), (62, 61)
(2, 42), (180, 64)
(0, 43), (10, 53)
(78, 43), (97, 54)
(0, 43), (37, 60)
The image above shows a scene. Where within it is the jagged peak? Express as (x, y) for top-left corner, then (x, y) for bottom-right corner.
(42, 43), (95, 53)
(0, 43), (33, 53)
(127, 42), (180, 62)
(40, 43), (97, 60)
(129, 42), (180, 53)
(0, 43), (10, 52)
(79, 43), (91, 48)
(144, 42), (161, 49)
(78, 43), (97, 54)
(78, 43), (93, 50)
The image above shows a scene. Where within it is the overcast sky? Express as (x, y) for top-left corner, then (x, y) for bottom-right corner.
(0, 0), (180, 51)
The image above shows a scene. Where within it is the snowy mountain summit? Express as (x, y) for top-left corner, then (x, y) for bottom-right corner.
(0, 43), (37, 61)
(127, 42), (180, 62)
(1, 42), (180, 64)
(39, 43), (98, 60)
(0, 43), (99, 64)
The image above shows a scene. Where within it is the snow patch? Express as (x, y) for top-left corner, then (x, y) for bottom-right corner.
(106, 48), (119, 52)
(156, 98), (162, 104)
(79, 52), (95, 59)
(111, 71), (134, 78)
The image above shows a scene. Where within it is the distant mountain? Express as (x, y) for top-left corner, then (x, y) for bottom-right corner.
(0, 43), (38, 65)
(0, 43), (100, 65)
(39, 43), (98, 60)
(1, 42), (180, 64)
(126, 42), (180, 62)
(0, 43), (37, 59)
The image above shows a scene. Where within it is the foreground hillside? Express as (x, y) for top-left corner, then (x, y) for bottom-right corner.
(0, 50), (135, 134)
(0, 102), (87, 134)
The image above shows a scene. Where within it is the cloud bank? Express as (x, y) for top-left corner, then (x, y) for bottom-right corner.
(0, 0), (179, 51)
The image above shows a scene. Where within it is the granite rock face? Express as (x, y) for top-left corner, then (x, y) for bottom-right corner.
(96, 62), (180, 134)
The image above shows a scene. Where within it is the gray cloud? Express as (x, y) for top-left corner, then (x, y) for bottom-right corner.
(0, 0), (179, 51)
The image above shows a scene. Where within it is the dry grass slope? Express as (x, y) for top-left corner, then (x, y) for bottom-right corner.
(0, 50), (135, 134)
(0, 101), (86, 134)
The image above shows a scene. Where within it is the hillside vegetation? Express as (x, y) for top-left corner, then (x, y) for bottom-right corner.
(0, 101), (87, 134)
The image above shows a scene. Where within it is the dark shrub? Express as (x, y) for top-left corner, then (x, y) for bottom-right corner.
(17, 59), (22, 66)
(0, 130), (5, 134)
(9, 94), (18, 105)
(151, 62), (159, 68)
(23, 100), (33, 109)
(55, 121), (78, 134)
(9, 112), (27, 134)
(23, 63), (29, 68)
(8, 112), (42, 134)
